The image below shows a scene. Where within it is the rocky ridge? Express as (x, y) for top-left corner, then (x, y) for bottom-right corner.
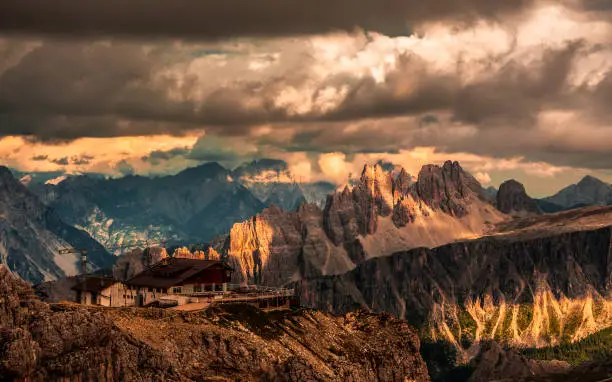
(224, 161), (507, 286)
(296, 206), (612, 353)
(496, 179), (542, 216)
(0, 265), (430, 381)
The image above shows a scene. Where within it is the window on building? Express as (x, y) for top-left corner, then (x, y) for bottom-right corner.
(193, 285), (202, 293)
(156, 288), (161, 293)
(148, 287), (153, 292)
(162, 288), (167, 294)
(215, 284), (223, 291)
(172, 287), (182, 294)
(205, 285), (213, 291)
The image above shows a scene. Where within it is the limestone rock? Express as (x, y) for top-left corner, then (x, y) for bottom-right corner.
(296, 206), (612, 350)
(468, 341), (569, 382)
(225, 161), (507, 286)
(496, 179), (541, 215)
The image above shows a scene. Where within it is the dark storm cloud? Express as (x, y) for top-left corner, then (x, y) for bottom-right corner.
(283, 123), (407, 154)
(51, 157), (69, 165)
(1, 33), (610, 173)
(0, 0), (534, 39)
(48, 155), (94, 165)
(0, 39), (292, 139)
(71, 155), (94, 165)
(0, 38), (589, 141)
(0, 41), (201, 139)
(141, 147), (191, 164)
(327, 41), (582, 126)
(452, 41), (583, 125)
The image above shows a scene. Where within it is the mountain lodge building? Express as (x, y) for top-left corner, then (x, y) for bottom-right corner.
(125, 257), (234, 306)
(71, 257), (295, 311)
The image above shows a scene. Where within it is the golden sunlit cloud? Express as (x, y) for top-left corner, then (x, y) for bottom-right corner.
(0, 135), (200, 176)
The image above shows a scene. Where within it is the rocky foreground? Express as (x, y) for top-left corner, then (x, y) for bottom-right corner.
(0, 265), (429, 381)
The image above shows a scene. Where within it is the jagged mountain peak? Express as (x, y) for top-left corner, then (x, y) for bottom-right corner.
(359, 162), (392, 184)
(415, 160), (485, 217)
(224, 159), (507, 286)
(177, 162), (228, 177)
(496, 179), (541, 215)
(578, 174), (609, 187)
(358, 162), (412, 190)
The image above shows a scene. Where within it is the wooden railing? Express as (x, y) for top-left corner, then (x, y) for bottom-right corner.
(173, 284), (295, 299)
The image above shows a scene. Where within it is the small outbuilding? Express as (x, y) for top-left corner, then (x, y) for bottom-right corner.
(72, 276), (123, 306)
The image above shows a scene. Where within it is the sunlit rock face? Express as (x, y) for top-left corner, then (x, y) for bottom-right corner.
(296, 208), (612, 352)
(224, 161), (507, 286)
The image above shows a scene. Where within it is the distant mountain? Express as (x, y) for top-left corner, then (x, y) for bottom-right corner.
(496, 179), (541, 216)
(482, 186), (497, 202)
(231, 159), (335, 209)
(541, 175), (612, 211)
(9, 169), (105, 186)
(23, 159), (338, 254)
(231, 159), (307, 211)
(223, 160), (507, 286)
(186, 185), (267, 240)
(28, 162), (265, 252)
(0, 166), (113, 283)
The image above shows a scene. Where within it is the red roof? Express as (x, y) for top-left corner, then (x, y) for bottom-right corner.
(125, 257), (233, 288)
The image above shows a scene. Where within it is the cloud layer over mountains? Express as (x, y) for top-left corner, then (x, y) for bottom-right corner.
(0, 1), (611, 195)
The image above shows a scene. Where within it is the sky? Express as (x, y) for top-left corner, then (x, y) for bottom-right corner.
(1, 0), (612, 197)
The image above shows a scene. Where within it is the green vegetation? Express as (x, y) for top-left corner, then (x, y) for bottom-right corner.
(443, 306), (461, 340)
(547, 305), (561, 340)
(483, 309), (500, 338)
(420, 340), (473, 382)
(496, 309), (514, 342)
(458, 309), (477, 342)
(561, 309), (582, 343)
(520, 327), (612, 365)
(516, 304), (533, 332)
(592, 298), (606, 320)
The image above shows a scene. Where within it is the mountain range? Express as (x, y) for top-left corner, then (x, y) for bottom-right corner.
(0, 166), (113, 283)
(6, 158), (612, 287)
(4, 157), (612, 381)
(23, 160), (334, 255)
(539, 175), (612, 212)
(222, 161), (506, 286)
